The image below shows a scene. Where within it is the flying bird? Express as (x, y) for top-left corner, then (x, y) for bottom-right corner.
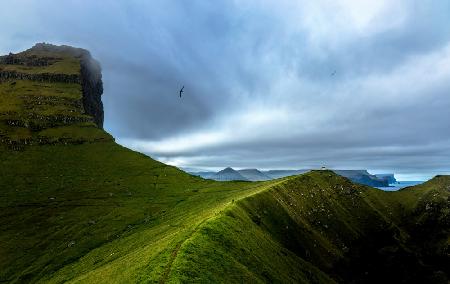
(179, 86), (184, 98)
(331, 70), (337, 76)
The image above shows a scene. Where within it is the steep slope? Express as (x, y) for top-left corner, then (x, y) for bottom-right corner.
(238, 169), (272, 181)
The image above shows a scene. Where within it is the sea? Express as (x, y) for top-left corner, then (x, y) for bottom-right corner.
(376, 181), (425, 191)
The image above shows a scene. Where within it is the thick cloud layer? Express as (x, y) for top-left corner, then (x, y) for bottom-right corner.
(1, 1), (450, 179)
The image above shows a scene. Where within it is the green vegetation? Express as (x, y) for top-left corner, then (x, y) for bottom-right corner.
(1, 145), (448, 283)
(0, 145), (450, 283)
(0, 79), (107, 145)
(0, 45), (448, 283)
(169, 171), (449, 283)
(0, 46), (81, 75)
(0, 57), (80, 75)
(0, 142), (275, 283)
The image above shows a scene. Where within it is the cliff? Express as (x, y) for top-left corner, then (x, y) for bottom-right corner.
(0, 43), (111, 149)
(333, 170), (389, 187)
(375, 173), (397, 184)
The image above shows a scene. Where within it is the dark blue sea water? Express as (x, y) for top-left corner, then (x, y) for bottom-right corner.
(377, 181), (425, 191)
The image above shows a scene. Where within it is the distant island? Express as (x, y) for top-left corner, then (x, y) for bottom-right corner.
(191, 168), (395, 187)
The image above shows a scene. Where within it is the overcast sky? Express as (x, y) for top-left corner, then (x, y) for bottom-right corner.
(2, 0), (450, 180)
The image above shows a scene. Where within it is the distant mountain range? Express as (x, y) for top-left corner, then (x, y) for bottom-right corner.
(190, 168), (393, 187)
(195, 168), (272, 181)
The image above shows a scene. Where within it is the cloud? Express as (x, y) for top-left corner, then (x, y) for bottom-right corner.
(1, 0), (450, 179)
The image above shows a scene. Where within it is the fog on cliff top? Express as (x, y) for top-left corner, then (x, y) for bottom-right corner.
(1, 0), (450, 180)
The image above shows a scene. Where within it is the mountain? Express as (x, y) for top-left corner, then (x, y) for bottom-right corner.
(237, 168), (272, 181)
(210, 167), (248, 181)
(0, 44), (448, 283)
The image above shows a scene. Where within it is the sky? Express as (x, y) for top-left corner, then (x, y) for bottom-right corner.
(1, 0), (450, 180)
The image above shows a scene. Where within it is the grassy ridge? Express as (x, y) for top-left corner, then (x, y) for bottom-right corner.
(0, 140), (448, 283)
(168, 171), (449, 283)
(0, 142), (276, 283)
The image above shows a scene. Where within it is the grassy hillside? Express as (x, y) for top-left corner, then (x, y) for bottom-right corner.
(168, 171), (449, 283)
(0, 45), (448, 283)
(0, 142), (280, 283)
(1, 147), (447, 283)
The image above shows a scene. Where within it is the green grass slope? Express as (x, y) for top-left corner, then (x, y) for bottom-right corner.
(169, 171), (450, 283)
(0, 142), (279, 283)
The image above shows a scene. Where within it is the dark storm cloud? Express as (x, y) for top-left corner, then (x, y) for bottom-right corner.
(1, 0), (450, 179)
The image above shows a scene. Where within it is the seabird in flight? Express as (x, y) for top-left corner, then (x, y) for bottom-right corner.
(179, 86), (184, 97)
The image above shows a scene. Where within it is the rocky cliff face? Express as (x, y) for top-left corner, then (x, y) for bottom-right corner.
(375, 174), (397, 184)
(79, 52), (104, 128)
